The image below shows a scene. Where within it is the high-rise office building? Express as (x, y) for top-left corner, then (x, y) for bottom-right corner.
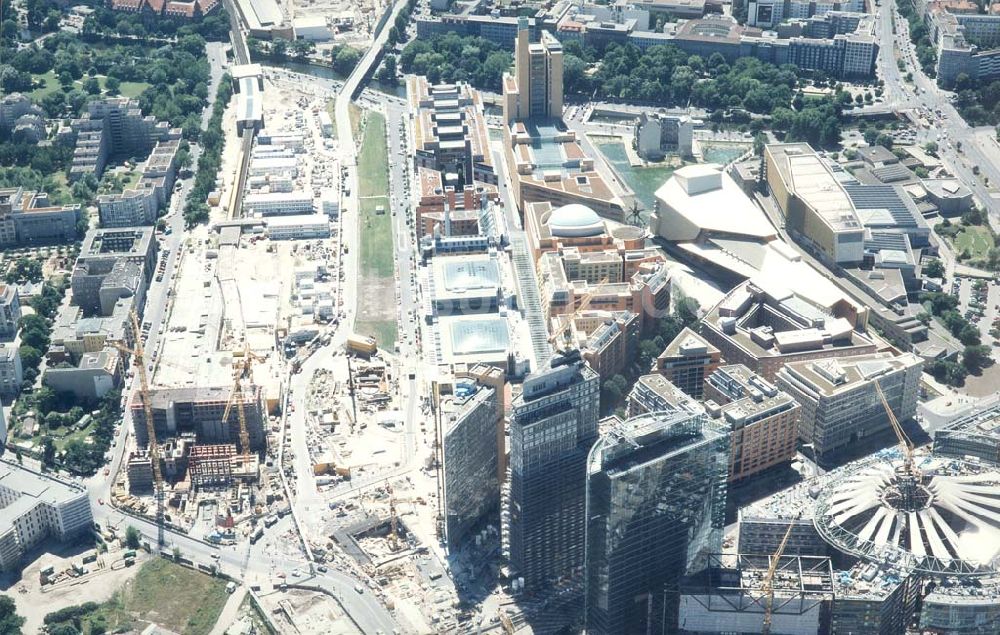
(502, 17), (563, 123)
(441, 368), (503, 551)
(507, 351), (599, 591)
(776, 351), (922, 464)
(585, 411), (729, 635)
(656, 327), (720, 399)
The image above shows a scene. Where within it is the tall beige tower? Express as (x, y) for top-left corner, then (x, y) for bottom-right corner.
(502, 18), (564, 123)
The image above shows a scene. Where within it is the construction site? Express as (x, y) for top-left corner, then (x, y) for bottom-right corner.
(108, 67), (349, 546)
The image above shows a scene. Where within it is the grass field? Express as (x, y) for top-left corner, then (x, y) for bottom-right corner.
(117, 80), (150, 98)
(27, 70), (61, 100)
(354, 109), (397, 350)
(357, 111), (392, 278)
(953, 225), (995, 260)
(355, 319), (398, 351)
(68, 558), (230, 635)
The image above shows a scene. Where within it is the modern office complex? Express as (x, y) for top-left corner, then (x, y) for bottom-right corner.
(731, 447), (1000, 634)
(0, 460), (93, 572)
(441, 369), (503, 550)
(585, 411), (729, 634)
(656, 327), (721, 399)
(72, 227), (156, 316)
(776, 351), (922, 463)
(634, 112), (697, 160)
(704, 364), (800, 482)
(506, 351), (600, 591)
(933, 399), (1000, 464)
(699, 280), (875, 383)
(503, 19), (563, 123)
(928, 5), (1000, 86)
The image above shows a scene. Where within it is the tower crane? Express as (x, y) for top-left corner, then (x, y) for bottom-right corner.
(874, 379), (922, 508)
(547, 278), (608, 354)
(387, 482), (400, 551)
(112, 311), (166, 548)
(222, 343), (264, 466)
(761, 520), (796, 635)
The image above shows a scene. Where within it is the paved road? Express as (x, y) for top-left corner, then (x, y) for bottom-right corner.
(877, 0), (1000, 224)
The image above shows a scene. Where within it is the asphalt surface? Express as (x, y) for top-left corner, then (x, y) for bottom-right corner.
(877, 0), (1000, 223)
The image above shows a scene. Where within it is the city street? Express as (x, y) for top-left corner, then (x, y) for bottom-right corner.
(877, 0), (1000, 224)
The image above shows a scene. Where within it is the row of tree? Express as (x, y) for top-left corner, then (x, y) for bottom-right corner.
(184, 75), (232, 225)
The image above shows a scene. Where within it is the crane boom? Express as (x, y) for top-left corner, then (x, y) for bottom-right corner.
(113, 311), (166, 548)
(761, 521), (795, 635)
(874, 379), (914, 471)
(222, 345), (263, 462)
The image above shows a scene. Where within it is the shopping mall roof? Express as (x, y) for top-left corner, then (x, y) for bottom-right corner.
(767, 144), (862, 235)
(437, 315), (511, 365)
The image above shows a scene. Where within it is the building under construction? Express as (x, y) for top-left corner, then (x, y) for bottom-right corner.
(188, 444), (260, 489)
(679, 554), (835, 635)
(723, 449), (1000, 635)
(130, 385), (268, 452)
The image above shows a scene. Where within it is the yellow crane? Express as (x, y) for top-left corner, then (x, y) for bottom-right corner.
(112, 311), (166, 548)
(547, 278), (608, 353)
(222, 344), (264, 464)
(761, 521), (796, 635)
(874, 379), (917, 476)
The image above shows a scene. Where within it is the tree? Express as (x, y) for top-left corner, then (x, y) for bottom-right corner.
(376, 54), (398, 84)
(332, 45), (361, 76)
(270, 38), (288, 61)
(958, 323), (981, 346)
(923, 259), (945, 278)
(963, 344), (992, 372)
(48, 624), (81, 635)
(41, 437), (56, 468)
(291, 38), (314, 60)
(602, 374), (629, 404)
(125, 526), (141, 550)
(0, 595), (25, 635)
(105, 76), (120, 94)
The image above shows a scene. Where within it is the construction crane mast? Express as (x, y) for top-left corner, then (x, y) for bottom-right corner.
(874, 379), (922, 509)
(113, 311), (166, 548)
(761, 521), (796, 635)
(222, 344), (264, 463)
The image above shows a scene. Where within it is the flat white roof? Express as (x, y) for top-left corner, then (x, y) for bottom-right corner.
(654, 165), (776, 240)
(265, 214), (329, 227)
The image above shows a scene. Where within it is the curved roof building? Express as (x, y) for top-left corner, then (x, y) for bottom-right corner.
(547, 203), (606, 238)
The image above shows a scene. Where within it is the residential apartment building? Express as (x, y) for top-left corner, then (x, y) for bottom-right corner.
(585, 411), (729, 635)
(0, 460), (93, 572)
(655, 327), (721, 399)
(98, 138), (179, 227)
(0, 187), (81, 247)
(71, 227), (156, 316)
(0, 344), (23, 399)
(626, 373), (703, 418)
(776, 352), (922, 464)
(507, 351), (599, 591)
(703, 364), (800, 482)
(0, 284), (22, 339)
(634, 112), (698, 160)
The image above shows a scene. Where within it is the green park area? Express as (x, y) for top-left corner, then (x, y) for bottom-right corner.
(43, 558), (230, 635)
(953, 225), (995, 261)
(28, 71), (150, 102)
(354, 109), (397, 349)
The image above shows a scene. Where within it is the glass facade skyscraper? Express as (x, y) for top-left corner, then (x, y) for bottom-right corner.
(442, 378), (501, 551)
(585, 411), (729, 635)
(507, 352), (600, 591)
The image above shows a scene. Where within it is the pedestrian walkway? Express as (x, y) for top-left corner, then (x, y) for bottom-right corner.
(208, 585), (247, 635)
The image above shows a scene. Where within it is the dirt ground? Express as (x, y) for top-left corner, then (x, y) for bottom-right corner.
(3, 542), (148, 634)
(258, 588), (361, 634)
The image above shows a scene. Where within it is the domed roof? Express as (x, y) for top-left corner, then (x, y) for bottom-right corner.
(547, 204), (604, 238)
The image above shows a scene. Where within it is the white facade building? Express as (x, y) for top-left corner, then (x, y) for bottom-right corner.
(0, 460), (94, 572)
(266, 214), (331, 240)
(244, 191), (314, 216)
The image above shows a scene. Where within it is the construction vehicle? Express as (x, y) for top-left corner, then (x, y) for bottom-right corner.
(761, 520), (796, 635)
(222, 343), (264, 465)
(112, 311), (166, 549)
(499, 610), (515, 635)
(547, 278), (608, 354)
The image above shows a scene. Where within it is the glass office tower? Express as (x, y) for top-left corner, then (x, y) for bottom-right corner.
(585, 411), (729, 635)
